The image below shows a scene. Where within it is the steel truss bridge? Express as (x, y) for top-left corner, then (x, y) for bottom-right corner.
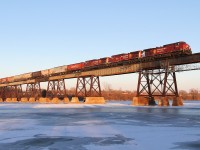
(0, 53), (200, 106)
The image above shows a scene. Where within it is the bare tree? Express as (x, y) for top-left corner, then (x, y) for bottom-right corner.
(179, 90), (188, 100)
(189, 88), (199, 100)
(103, 82), (112, 92)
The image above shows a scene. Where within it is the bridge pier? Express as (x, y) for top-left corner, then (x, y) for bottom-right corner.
(84, 97), (105, 104)
(20, 97), (29, 103)
(70, 97), (81, 104)
(172, 96), (183, 106)
(132, 97), (149, 106)
(74, 76), (105, 104)
(132, 66), (181, 106)
(158, 97), (170, 106)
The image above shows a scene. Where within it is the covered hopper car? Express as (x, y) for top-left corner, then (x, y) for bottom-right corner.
(48, 65), (67, 75)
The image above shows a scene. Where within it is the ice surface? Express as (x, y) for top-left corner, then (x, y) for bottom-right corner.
(0, 101), (199, 150)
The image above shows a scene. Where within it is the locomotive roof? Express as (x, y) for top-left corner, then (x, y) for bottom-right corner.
(163, 41), (186, 46)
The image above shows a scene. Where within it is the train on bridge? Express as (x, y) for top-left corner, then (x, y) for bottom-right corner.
(0, 41), (191, 84)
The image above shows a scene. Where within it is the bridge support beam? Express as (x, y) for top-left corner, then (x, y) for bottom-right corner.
(74, 76), (105, 104)
(132, 66), (181, 106)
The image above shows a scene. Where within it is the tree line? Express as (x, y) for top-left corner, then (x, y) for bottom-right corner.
(65, 83), (200, 101)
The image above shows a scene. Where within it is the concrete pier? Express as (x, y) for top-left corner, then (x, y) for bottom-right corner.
(29, 97), (36, 103)
(51, 98), (60, 104)
(158, 97), (169, 106)
(63, 97), (69, 104)
(39, 97), (51, 103)
(11, 98), (18, 103)
(5, 98), (12, 103)
(132, 97), (149, 106)
(172, 97), (183, 106)
(70, 97), (81, 104)
(84, 97), (105, 104)
(20, 97), (29, 103)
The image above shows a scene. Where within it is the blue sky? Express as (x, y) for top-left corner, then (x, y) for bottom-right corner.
(0, 0), (200, 91)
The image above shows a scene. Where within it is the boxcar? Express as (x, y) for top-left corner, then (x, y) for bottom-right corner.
(67, 62), (85, 71)
(111, 53), (129, 63)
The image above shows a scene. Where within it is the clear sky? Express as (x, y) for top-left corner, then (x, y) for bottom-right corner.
(0, 0), (200, 91)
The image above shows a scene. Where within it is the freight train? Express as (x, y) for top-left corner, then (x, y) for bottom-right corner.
(0, 41), (191, 84)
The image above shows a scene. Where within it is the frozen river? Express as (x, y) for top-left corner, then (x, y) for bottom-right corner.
(0, 101), (200, 150)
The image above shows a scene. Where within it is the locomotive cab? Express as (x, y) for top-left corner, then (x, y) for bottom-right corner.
(177, 41), (192, 54)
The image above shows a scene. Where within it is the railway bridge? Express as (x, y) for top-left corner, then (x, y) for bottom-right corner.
(0, 53), (200, 106)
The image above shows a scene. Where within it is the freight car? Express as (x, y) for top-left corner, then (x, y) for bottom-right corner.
(48, 65), (68, 76)
(13, 73), (32, 82)
(40, 65), (68, 77)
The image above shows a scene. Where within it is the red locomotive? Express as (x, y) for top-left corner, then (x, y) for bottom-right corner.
(98, 57), (112, 65)
(85, 59), (99, 68)
(67, 62), (85, 71)
(142, 41), (191, 58)
(128, 51), (142, 60)
(111, 53), (129, 63)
